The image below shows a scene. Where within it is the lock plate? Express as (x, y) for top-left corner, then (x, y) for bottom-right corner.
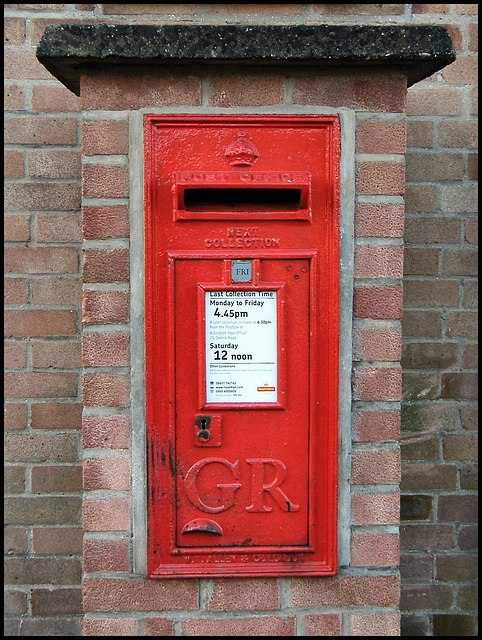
(194, 414), (222, 447)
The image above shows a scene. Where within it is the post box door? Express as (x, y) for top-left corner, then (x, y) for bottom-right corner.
(173, 256), (311, 549)
(145, 114), (339, 577)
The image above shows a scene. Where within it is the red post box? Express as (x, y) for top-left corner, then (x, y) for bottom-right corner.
(144, 115), (339, 577)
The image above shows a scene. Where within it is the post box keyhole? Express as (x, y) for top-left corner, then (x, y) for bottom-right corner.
(195, 415), (211, 442)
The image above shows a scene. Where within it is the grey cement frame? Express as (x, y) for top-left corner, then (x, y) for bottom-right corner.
(129, 107), (355, 576)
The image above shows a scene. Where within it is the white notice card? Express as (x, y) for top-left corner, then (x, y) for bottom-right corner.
(205, 290), (277, 403)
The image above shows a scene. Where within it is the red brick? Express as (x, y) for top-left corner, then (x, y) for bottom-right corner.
(4, 341), (26, 368)
(407, 88), (463, 116)
(83, 497), (130, 532)
(31, 84), (81, 112)
(407, 120), (433, 147)
(353, 409), (400, 442)
(32, 277), (82, 306)
(32, 339), (81, 368)
(4, 214), (30, 241)
(4, 496), (81, 525)
(403, 248), (439, 276)
(82, 577), (198, 611)
(31, 403), (82, 430)
(83, 618), (138, 636)
(402, 310), (442, 337)
(401, 463), (457, 491)
(404, 217), (461, 244)
(353, 286), (403, 319)
(441, 373), (478, 400)
(82, 205), (129, 239)
(82, 290), (129, 324)
(442, 249), (478, 276)
(182, 617), (295, 636)
(32, 527), (83, 554)
(356, 162), (405, 195)
(82, 165), (129, 199)
(355, 245), (404, 278)
(82, 119), (129, 155)
(304, 613), (341, 636)
(83, 456), (130, 491)
(446, 311), (478, 338)
(4, 589), (27, 616)
(401, 584), (454, 611)
(352, 365), (402, 401)
(352, 532), (399, 567)
(80, 70), (200, 110)
(31, 588), (82, 615)
(82, 249), (129, 283)
(4, 527), (28, 554)
(293, 75), (406, 112)
(208, 578), (279, 610)
(437, 120), (478, 149)
(5, 309), (77, 337)
(351, 449), (401, 484)
(209, 73), (283, 107)
(406, 152), (465, 181)
(352, 492), (400, 525)
(139, 618), (174, 636)
(4, 402), (28, 430)
(4, 17), (26, 45)
(82, 373), (129, 407)
(353, 327), (401, 362)
(356, 120), (406, 154)
(31, 465), (82, 493)
(4, 150), (24, 178)
(28, 149), (81, 179)
(438, 495), (478, 522)
(465, 217), (478, 244)
(4, 278), (29, 305)
(4, 115), (78, 145)
(5, 372), (78, 398)
(443, 434), (478, 462)
(82, 415), (129, 449)
(83, 539), (129, 573)
(4, 48), (53, 81)
(82, 332), (129, 367)
(4, 432), (79, 463)
(4, 83), (24, 110)
(354, 203), (404, 238)
(403, 280), (459, 307)
(290, 574), (400, 607)
(5, 246), (79, 274)
(443, 56), (478, 84)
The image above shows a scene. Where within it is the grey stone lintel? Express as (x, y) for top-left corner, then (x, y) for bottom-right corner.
(36, 23), (456, 95)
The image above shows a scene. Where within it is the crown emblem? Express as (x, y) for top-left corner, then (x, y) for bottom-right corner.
(225, 131), (259, 167)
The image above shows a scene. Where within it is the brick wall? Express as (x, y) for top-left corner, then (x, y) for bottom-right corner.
(4, 4), (477, 637)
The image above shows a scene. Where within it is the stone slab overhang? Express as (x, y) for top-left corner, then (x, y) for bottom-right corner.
(36, 23), (456, 95)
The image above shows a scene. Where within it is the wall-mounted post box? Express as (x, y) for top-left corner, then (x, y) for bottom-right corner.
(144, 115), (340, 577)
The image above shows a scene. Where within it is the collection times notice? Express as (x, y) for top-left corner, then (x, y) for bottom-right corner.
(205, 290), (277, 403)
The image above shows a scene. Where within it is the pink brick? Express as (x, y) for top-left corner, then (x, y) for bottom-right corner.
(355, 203), (404, 238)
(82, 290), (129, 324)
(352, 366), (402, 401)
(356, 120), (406, 154)
(353, 328), (402, 362)
(82, 577), (198, 611)
(82, 415), (129, 449)
(356, 162), (405, 195)
(83, 456), (130, 491)
(82, 373), (129, 407)
(82, 120), (129, 155)
(290, 575), (400, 607)
(351, 492), (400, 525)
(83, 539), (129, 573)
(352, 532), (399, 567)
(351, 449), (401, 484)
(353, 409), (401, 442)
(83, 497), (130, 531)
(355, 245), (404, 278)
(82, 165), (129, 199)
(83, 618), (138, 636)
(350, 613), (401, 636)
(82, 332), (129, 367)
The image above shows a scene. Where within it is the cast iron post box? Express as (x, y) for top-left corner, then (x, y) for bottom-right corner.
(145, 115), (339, 577)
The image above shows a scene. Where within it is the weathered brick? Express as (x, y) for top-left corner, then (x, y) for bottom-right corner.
(400, 494), (433, 520)
(5, 247), (79, 274)
(4, 115), (78, 145)
(403, 279), (459, 307)
(402, 310), (441, 337)
(404, 248), (439, 276)
(4, 557), (81, 586)
(401, 463), (458, 491)
(31, 588), (82, 615)
(31, 402), (82, 430)
(401, 401), (457, 433)
(436, 554), (478, 582)
(31, 465), (82, 492)
(5, 309), (77, 337)
(402, 342), (458, 370)
(83, 456), (130, 491)
(400, 523), (455, 551)
(438, 495), (478, 522)
(4, 496), (81, 525)
(290, 574), (400, 607)
(32, 527), (83, 554)
(406, 152), (465, 180)
(443, 434), (478, 462)
(441, 372), (478, 400)
(28, 149), (81, 179)
(433, 615), (476, 637)
(401, 584), (454, 611)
